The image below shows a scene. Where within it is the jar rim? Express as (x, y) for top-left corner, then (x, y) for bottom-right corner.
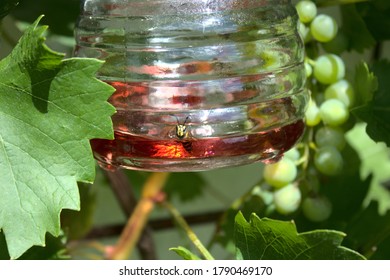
(82, 0), (292, 16)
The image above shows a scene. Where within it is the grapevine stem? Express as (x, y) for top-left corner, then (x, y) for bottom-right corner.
(306, 58), (316, 67)
(104, 169), (157, 260)
(106, 172), (170, 260)
(163, 201), (215, 260)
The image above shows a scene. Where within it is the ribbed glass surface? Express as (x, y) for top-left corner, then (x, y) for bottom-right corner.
(74, 0), (308, 171)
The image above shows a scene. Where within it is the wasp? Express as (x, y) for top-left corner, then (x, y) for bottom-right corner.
(175, 116), (193, 153)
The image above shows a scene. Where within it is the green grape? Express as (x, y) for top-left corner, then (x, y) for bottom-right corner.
(305, 97), (321, 127)
(314, 146), (343, 176)
(298, 22), (312, 43)
(315, 126), (346, 150)
(296, 1), (317, 24)
(284, 147), (300, 161)
(310, 14), (338, 43)
(324, 79), (355, 108)
(313, 54), (345, 85)
(273, 183), (302, 215)
(322, 31), (349, 55)
(302, 196), (332, 222)
(319, 99), (349, 126)
(263, 158), (297, 188)
(305, 61), (312, 77)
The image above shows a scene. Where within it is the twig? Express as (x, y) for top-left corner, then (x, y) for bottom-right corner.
(162, 201), (215, 260)
(104, 169), (157, 260)
(106, 172), (169, 260)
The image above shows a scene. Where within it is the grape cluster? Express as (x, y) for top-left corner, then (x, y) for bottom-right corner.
(261, 1), (354, 222)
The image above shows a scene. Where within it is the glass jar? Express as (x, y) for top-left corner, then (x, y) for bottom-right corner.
(74, 0), (308, 172)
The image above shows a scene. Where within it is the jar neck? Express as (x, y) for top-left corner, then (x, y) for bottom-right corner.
(82, 0), (292, 16)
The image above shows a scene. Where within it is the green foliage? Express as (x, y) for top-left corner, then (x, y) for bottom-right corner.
(234, 212), (365, 260)
(353, 62), (378, 106)
(340, 4), (376, 52)
(170, 246), (201, 260)
(344, 202), (390, 258)
(0, 17), (114, 259)
(356, 0), (390, 41)
(0, 232), (69, 260)
(353, 60), (390, 146)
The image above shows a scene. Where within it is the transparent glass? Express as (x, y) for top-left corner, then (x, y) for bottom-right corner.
(74, 0), (308, 172)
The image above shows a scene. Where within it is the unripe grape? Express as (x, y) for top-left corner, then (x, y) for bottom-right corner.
(273, 184), (302, 215)
(305, 62), (312, 77)
(302, 196), (332, 222)
(298, 22), (312, 43)
(263, 158), (297, 188)
(314, 54), (345, 85)
(315, 126), (346, 150)
(314, 146), (343, 176)
(296, 1), (317, 23)
(319, 99), (349, 126)
(284, 147), (300, 161)
(324, 79), (355, 108)
(310, 14), (338, 43)
(305, 97), (321, 127)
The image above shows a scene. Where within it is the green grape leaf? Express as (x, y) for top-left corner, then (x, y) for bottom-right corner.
(352, 60), (390, 146)
(170, 246), (201, 260)
(353, 62), (378, 107)
(356, 0), (390, 41)
(346, 123), (390, 213)
(371, 235), (390, 260)
(340, 4), (376, 53)
(344, 202), (390, 258)
(0, 17), (115, 259)
(0, 0), (21, 19)
(0, 232), (69, 260)
(235, 212), (365, 260)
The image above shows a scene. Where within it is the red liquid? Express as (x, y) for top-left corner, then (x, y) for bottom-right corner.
(91, 120), (305, 171)
(92, 79), (306, 171)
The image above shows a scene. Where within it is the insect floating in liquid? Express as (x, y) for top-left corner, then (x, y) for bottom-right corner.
(175, 116), (193, 153)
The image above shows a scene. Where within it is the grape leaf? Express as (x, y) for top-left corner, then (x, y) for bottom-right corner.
(353, 62), (378, 107)
(371, 235), (390, 260)
(346, 123), (390, 213)
(235, 212), (365, 260)
(352, 60), (390, 146)
(0, 232), (69, 260)
(170, 246), (201, 260)
(356, 0), (390, 41)
(340, 4), (376, 53)
(344, 202), (390, 258)
(0, 17), (115, 259)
